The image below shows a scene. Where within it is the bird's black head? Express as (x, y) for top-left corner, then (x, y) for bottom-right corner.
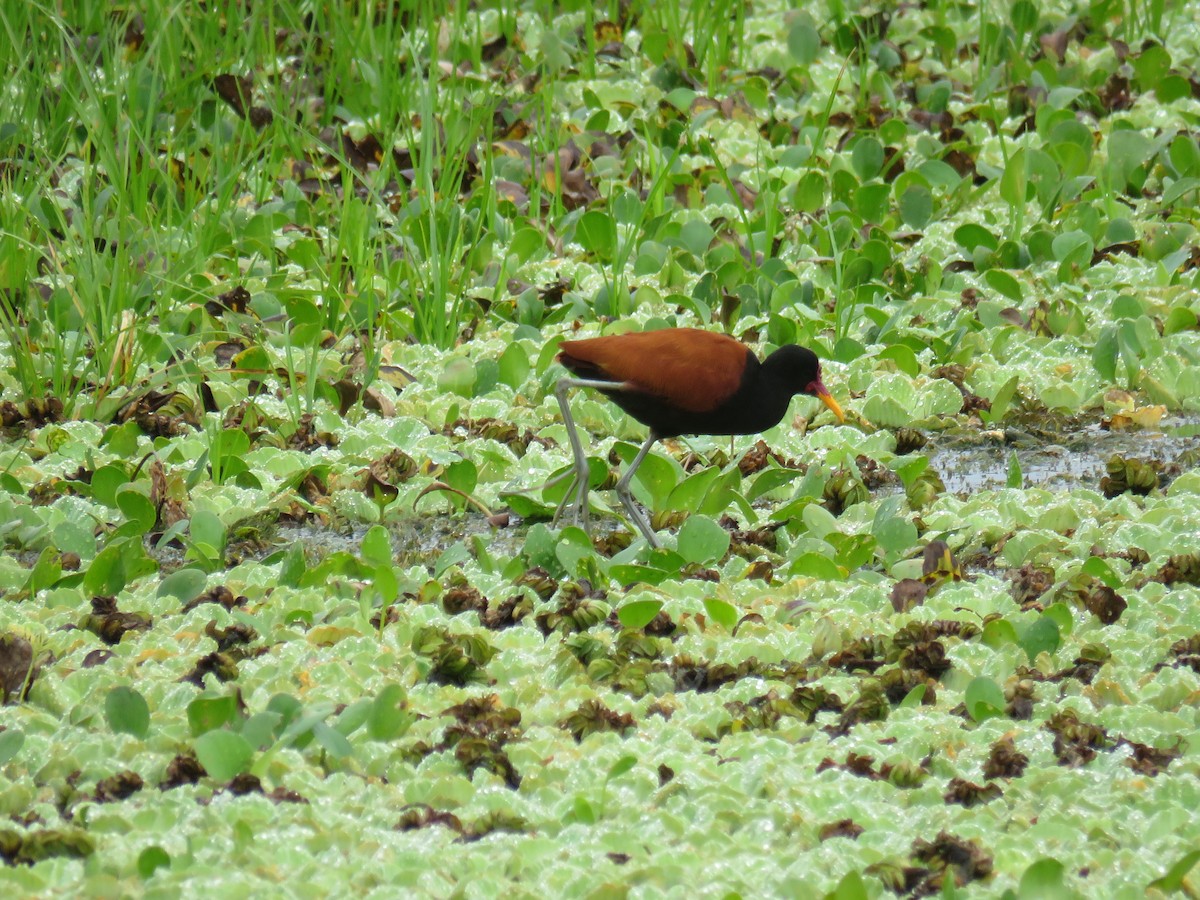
(762, 345), (844, 421)
(762, 345), (819, 388)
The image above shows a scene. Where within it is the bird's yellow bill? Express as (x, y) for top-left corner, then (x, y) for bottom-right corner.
(817, 387), (845, 422)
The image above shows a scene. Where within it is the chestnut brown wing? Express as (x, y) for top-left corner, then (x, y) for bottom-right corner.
(557, 328), (750, 414)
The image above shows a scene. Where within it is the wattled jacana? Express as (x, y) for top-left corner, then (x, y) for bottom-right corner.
(555, 327), (845, 546)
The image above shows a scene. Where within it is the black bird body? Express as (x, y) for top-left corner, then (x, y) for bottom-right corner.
(553, 327), (844, 546)
(557, 329), (837, 437)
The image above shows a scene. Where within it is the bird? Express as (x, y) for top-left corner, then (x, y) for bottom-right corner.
(554, 327), (845, 547)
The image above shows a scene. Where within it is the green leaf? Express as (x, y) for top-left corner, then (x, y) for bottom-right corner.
(984, 269), (1023, 302)
(500, 490), (553, 520)
(986, 375), (1020, 424)
(853, 182), (890, 224)
(789, 552), (845, 580)
(157, 567), (208, 603)
(509, 226), (547, 264)
(1011, 0), (1038, 31)
(802, 503), (838, 539)
(25, 547), (61, 597)
(438, 357), (477, 397)
(900, 684), (927, 708)
(105, 686), (151, 739)
(665, 465), (721, 514)
(828, 533), (876, 570)
(332, 699), (373, 738)
(0, 729), (24, 765)
(83, 541), (131, 596)
(794, 170), (826, 212)
(678, 220), (715, 258)
(677, 516), (730, 565)
(367, 684), (412, 741)
(555, 526), (600, 580)
(474, 357), (499, 397)
(1017, 858), (1079, 899)
(607, 754), (638, 779)
(747, 466), (805, 502)
(194, 730), (254, 781)
(954, 223), (998, 252)
(361, 525), (393, 568)
(1042, 602), (1074, 636)
(240, 712), (283, 749)
(268, 693), (303, 729)
(312, 720), (354, 758)
(524, 522), (562, 574)
(851, 137), (884, 180)
(278, 543), (305, 588)
(982, 617), (1019, 647)
(1018, 616), (1061, 662)
(999, 147), (1028, 207)
(964, 677), (1006, 722)
(1131, 43), (1171, 91)
(573, 794), (596, 824)
(102, 420), (142, 458)
(52, 520), (96, 559)
(827, 869), (869, 900)
(498, 343), (531, 388)
(1092, 326), (1119, 383)
(1006, 451), (1023, 488)
(137, 846), (171, 879)
(872, 499), (917, 556)
(1107, 130), (1153, 192)
(613, 442), (677, 509)
(1149, 849), (1200, 890)
(576, 211), (617, 262)
(617, 599), (664, 630)
(434, 542), (472, 577)
(187, 694), (240, 736)
(1116, 318), (1147, 383)
(697, 468), (742, 518)
(90, 463), (129, 507)
(190, 510), (226, 556)
(898, 182), (933, 228)
(786, 21), (820, 64)
(877, 344), (919, 377)
(892, 455), (929, 488)
(1164, 305), (1197, 336)
(609, 563), (672, 587)
(1082, 556), (1122, 588)
(703, 597), (739, 631)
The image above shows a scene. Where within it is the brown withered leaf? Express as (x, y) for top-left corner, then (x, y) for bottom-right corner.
(0, 633), (36, 703)
(159, 752), (206, 789)
(1118, 737), (1181, 776)
(943, 777), (1001, 807)
(397, 804), (464, 833)
(212, 73), (253, 117)
(911, 831), (993, 893)
(982, 736), (1029, 779)
(559, 698), (635, 742)
(93, 771), (144, 803)
(1084, 585), (1126, 624)
(892, 579), (929, 612)
(819, 819), (864, 841)
(1045, 709), (1111, 767)
(84, 597), (151, 645)
(180, 652), (239, 687)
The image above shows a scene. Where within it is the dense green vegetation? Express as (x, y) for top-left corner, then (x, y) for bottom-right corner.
(1, 0), (1200, 895)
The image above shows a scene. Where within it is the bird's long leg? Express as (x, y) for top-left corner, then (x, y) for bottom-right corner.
(614, 431), (660, 548)
(554, 378), (590, 532)
(556, 376), (661, 546)
(555, 377), (622, 534)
